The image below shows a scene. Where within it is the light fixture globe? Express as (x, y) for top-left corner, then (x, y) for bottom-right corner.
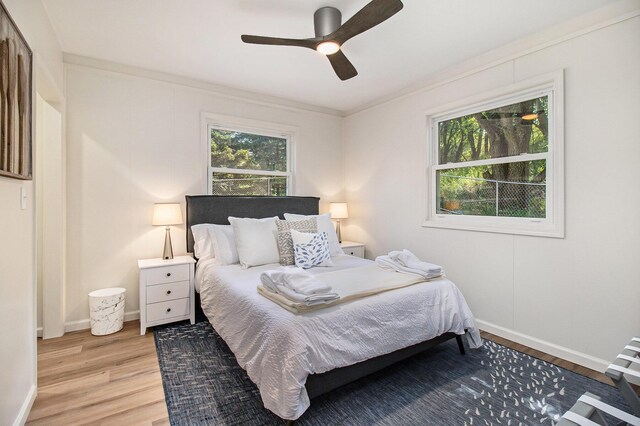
(316, 41), (340, 55)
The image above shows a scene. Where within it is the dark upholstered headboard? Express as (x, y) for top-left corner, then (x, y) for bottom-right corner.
(185, 195), (320, 254)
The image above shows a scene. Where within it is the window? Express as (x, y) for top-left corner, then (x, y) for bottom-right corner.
(425, 73), (564, 237)
(205, 116), (293, 196)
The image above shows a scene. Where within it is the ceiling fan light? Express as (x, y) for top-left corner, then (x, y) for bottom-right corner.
(316, 41), (340, 55)
(522, 113), (539, 121)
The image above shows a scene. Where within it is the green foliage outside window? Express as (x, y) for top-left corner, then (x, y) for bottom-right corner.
(211, 129), (287, 171)
(437, 96), (548, 218)
(210, 128), (288, 196)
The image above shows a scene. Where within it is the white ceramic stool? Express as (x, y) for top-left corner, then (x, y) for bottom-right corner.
(88, 288), (126, 336)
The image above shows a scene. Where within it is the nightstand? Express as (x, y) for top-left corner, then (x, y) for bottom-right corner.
(138, 256), (196, 335)
(341, 241), (365, 258)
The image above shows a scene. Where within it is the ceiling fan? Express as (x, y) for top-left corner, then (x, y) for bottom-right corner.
(241, 0), (404, 81)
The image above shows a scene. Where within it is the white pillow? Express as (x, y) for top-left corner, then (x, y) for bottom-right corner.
(284, 213), (343, 256)
(208, 225), (239, 265)
(191, 224), (215, 260)
(228, 216), (279, 268)
(291, 230), (334, 269)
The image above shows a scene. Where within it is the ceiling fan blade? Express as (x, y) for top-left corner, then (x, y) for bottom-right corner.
(331, 0), (403, 45)
(327, 50), (358, 81)
(241, 34), (318, 49)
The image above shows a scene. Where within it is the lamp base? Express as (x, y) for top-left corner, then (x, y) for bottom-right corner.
(336, 219), (342, 243)
(163, 227), (174, 260)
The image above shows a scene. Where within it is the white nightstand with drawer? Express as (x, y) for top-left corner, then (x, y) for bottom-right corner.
(340, 241), (365, 258)
(138, 256), (196, 335)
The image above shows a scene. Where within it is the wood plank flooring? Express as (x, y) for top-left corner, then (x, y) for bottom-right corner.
(26, 321), (169, 425)
(26, 322), (615, 425)
(480, 331), (613, 385)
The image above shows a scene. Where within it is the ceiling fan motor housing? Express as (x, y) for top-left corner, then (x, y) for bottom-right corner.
(314, 7), (342, 37)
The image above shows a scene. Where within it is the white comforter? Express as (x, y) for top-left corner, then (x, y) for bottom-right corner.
(197, 255), (482, 420)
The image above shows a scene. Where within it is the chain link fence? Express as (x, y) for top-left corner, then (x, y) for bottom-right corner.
(438, 175), (546, 218)
(212, 176), (287, 196)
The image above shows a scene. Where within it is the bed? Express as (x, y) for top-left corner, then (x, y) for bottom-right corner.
(186, 195), (482, 421)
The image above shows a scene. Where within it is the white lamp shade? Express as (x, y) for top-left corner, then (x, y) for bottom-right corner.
(329, 202), (349, 219)
(152, 203), (183, 226)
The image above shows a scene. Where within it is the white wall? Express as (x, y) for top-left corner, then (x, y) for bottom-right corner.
(64, 64), (344, 326)
(343, 17), (640, 368)
(0, 176), (36, 426)
(0, 1), (63, 424)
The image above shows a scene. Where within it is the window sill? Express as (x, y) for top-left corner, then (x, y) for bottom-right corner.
(422, 217), (564, 238)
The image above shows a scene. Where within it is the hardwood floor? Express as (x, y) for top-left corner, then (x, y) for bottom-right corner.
(479, 331), (613, 385)
(26, 321), (169, 425)
(26, 322), (615, 425)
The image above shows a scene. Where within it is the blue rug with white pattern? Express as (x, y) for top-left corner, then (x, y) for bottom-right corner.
(154, 321), (628, 425)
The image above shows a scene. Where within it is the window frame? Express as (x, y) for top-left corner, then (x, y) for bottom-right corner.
(423, 71), (564, 238)
(201, 112), (296, 196)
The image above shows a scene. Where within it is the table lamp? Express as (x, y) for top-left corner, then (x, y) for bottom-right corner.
(329, 202), (348, 243)
(152, 203), (183, 260)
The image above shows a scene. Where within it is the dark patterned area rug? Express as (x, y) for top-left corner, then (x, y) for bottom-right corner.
(154, 321), (628, 425)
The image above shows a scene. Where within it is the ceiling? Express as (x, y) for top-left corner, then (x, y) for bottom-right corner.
(42, 0), (618, 113)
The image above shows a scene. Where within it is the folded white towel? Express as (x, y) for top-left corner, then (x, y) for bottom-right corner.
(260, 273), (279, 294)
(283, 269), (333, 295)
(388, 249), (442, 274)
(270, 284), (340, 306)
(375, 255), (443, 279)
(260, 268), (333, 295)
(260, 270), (293, 293)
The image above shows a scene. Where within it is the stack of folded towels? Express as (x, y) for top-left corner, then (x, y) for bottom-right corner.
(375, 249), (443, 279)
(260, 268), (340, 306)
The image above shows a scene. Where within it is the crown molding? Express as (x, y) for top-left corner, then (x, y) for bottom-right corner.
(63, 53), (344, 118)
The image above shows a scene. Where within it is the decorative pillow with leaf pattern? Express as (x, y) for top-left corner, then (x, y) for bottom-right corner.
(275, 218), (317, 266)
(291, 229), (335, 269)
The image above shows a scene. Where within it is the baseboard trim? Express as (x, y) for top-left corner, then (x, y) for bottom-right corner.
(13, 384), (36, 426)
(476, 319), (610, 373)
(64, 310), (140, 333)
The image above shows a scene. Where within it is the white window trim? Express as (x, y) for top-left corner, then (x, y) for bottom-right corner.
(423, 70), (565, 238)
(201, 112), (297, 196)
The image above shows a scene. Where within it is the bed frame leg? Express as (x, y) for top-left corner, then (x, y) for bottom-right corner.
(284, 420), (294, 425)
(456, 335), (466, 355)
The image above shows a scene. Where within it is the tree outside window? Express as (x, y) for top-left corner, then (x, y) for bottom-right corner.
(209, 128), (290, 196)
(435, 95), (549, 218)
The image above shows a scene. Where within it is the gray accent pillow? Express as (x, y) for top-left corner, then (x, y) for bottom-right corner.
(275, 218), (317, 266)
